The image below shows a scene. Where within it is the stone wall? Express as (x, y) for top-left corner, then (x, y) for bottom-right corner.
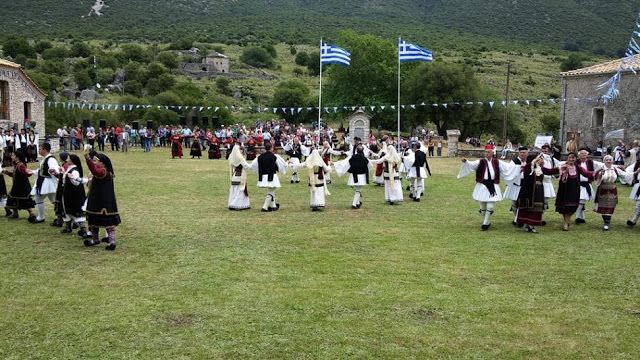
(564, 73), (640, 148)
(0, 65), (45, 137)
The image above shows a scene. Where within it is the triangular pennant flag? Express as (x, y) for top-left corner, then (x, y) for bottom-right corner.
(351, 106), (356, 111)
(512, 100), (518, 105)
(129, 105), (134, 111)
(381, 106), (386, 110)
(391, 105), (396, 110)
(410, 105), (416, 109)
(88, 104), (92, 110)
(443, 103), (448, 108)
(549, 99), (556, 103)
(178, 106), (182, 110)
(401, 105), (405, 109)
(297, 108), (302, 113)
(114, 105), (119, 110)
(477, 102), (483, 106)
(432, 103), (438, 107)
(489, 101), (494, 108)
(465, 102), (473, 106)
(525, 100), (530, 105)
(420, 102), (426, 106)
(47, 101), (51, 107)
(324, 107), (329, 113)
(307, 107), (312, 111)
(54, 102), (58, 108)
(501, 101), (506, 106)
(273, 108), (277, 114)
(573, 98), (580, 103)
(214, 107), (219, 112)
(343, 106), (348, 110)
(332, 107), (337, 113)
(370, 106), (376, 111)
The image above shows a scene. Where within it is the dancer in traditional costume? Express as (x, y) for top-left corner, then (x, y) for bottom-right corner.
(60, 154), (89, 237)
(575, 148), (604, 224)
(504, 147), (529, 225)
(624, 159), (640, 227)
(30, 142), (59, 224)
(371, 140), (386, 186)
(190, 138), (202, 159)
(50, 152), (69, 227)
(319, 141), (343, 184)
(245, 137), (257, 161)
(334, 145), (372, 209)
(540, 152), (595, 231)
(250, 142), (288, 212)
(3, 149), (36, 221)
(402, 141), (431, 202)
(0, 156), (7, 216)
(228, 145), (251, 211)
(83, 150), (121, 250)
(457, 145), (521, 230)
(516, 154), (546, 233)
(283, 137), (303, 183)
(541, 144), (559, 219)
(170, 133), (183, 159)
(370, 144), (404, 205)
(26, 131), (38, 163)
(593, 155), (628, 230)
(208, 136), (221, 159)
(289, 149), (331, 211)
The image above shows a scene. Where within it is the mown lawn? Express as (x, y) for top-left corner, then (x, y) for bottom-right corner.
(1, 148), (638, 359)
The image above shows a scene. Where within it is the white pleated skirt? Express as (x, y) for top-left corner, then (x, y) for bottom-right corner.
(471, 183), (503, 202)
(229, 185), (250, 210)
(385, 180), (404, 203)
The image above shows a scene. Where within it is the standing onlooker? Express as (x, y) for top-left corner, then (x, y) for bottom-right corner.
(437, 139), (443, 157)
(121, 125), (130, 153)
(613, 140), (626, 165)
(427, 138), (435, 157)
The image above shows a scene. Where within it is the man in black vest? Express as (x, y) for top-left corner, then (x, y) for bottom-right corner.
(346, 145), (371, 209)
(250, 142), (288, 212)
(504, 146), (528, 225)
(285, 137), (302, 183)
(29, 142), (60, 223)
(403, 142), (431, 202)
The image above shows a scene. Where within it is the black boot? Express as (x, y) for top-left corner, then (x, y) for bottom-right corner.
(61, 222), (72, 234)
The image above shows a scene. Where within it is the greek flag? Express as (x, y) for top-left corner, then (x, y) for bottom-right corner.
(399, 39), (433, 62)
(321, 42), (351, 66)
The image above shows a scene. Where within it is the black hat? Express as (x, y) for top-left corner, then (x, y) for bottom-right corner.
(518, 146), (528, 151)
(68, 154), (84, 178)
(94, 153), (114, 175)
(541, 144), (550, 150)
(59, 152), (69, 162)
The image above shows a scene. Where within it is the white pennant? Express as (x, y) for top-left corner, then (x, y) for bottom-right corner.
(489, 101), (494, 108)
(443, 104), (448, 108)
(381, 106), (386, 110)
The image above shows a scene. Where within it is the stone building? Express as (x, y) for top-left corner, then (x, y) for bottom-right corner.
(560, 55), (640, 148)
(348, 110), (371, 141)
(202, 52), (230, 73)
(0, 59), (46, 135)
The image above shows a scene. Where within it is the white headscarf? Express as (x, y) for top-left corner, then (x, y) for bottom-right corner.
(383, 145), (402, 190)
(305, 149), (330, 195)
(228, 145), (245, 167)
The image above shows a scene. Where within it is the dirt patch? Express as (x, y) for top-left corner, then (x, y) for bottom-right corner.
(411, 308), (438, 322)
(166, 312), (196, 328)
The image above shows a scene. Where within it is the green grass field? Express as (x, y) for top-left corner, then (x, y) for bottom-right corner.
(1, 148), (638, 359)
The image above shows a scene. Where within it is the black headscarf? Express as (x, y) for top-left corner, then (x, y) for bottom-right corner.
(59, 152), (69, 163)
(13, 149), (27, 164)
(94, 153), (114, 176)
(68, 154), (84, 178)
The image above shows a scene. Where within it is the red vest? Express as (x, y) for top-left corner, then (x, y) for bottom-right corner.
(476, 158), (500, 184)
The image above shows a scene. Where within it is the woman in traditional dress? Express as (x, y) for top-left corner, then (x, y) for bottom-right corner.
(60, 154), (89, 236)
(170, 132), (183, 159)
(26, 130), (38, 163)
(208, 135), (221, 159)
(370, 144), (404, 205)
(289, 149), (331, 211)
(190, 137), (202, 159)
(515, 154), (546, 233)
(83, 150), (121, 250)
(2, 149), (36, 221)
(0, 156), (8, 216)
(228, 145), (251, 210)
(593, 155), (628, 230)
(541, 151), (596, 231)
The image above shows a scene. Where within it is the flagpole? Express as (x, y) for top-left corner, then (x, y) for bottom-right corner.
(397, 36), (401, 150)
(318, 38), (323, 132)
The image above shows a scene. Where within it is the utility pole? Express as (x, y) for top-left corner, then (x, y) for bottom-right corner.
(502, 62), (511, 145)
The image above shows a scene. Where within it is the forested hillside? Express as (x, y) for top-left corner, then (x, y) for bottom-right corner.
(2, 0), (637, 55)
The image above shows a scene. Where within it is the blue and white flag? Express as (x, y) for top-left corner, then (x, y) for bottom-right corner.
(399, 39), (433, 62)
(321, 42), (351, 66)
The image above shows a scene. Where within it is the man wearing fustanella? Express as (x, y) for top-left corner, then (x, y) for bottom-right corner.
(574, 148), (603, 224)
(458, 145), (521, 230)
(504, 146), (529, 225)
(250, 142), (288, 212)
(402, 141), (431, 202)
(29, 143), (60, 223)
(334, 145), (372, 209)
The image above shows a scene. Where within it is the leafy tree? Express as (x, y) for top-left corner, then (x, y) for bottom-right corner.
(153, 91), (183, 106)
(142, 107), (180, 125)
(324, 31), (397, 127)
(292, 67), (304, 77)
(157, 51), (179, 70)
(41, 60), (66, 76)
(289, 45), (297, 55)
(26, 71), (61, 93)
(146, 73), (176, 96)
(271, 79), (311, 123)
(540, 114), (560, 137)
(34, 40), (52, 54)
(240, 47), (274, 68)
(295, 51), (308, 66)
(306, 51), (320, 75)
(42, 46), (69, 60)
(74, 68), (93, 90)
(216, 77), (231, 95)
(168, 37), (194, 50)
(70, 42), (92, 58)
(120, 44), (150, 63)
(96, 68), (115, 85)
(560, 53), (586, 72)
(172, 81), (204, 105)
(124, 61), (146, 84)
(95, 52), (120, 71)
(262, 43), (277, 58)
(25, 59), (38, 70)
(146, 62), (167, 79)
(2, 35), (35, 58)
(124, 80), (143, 97)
